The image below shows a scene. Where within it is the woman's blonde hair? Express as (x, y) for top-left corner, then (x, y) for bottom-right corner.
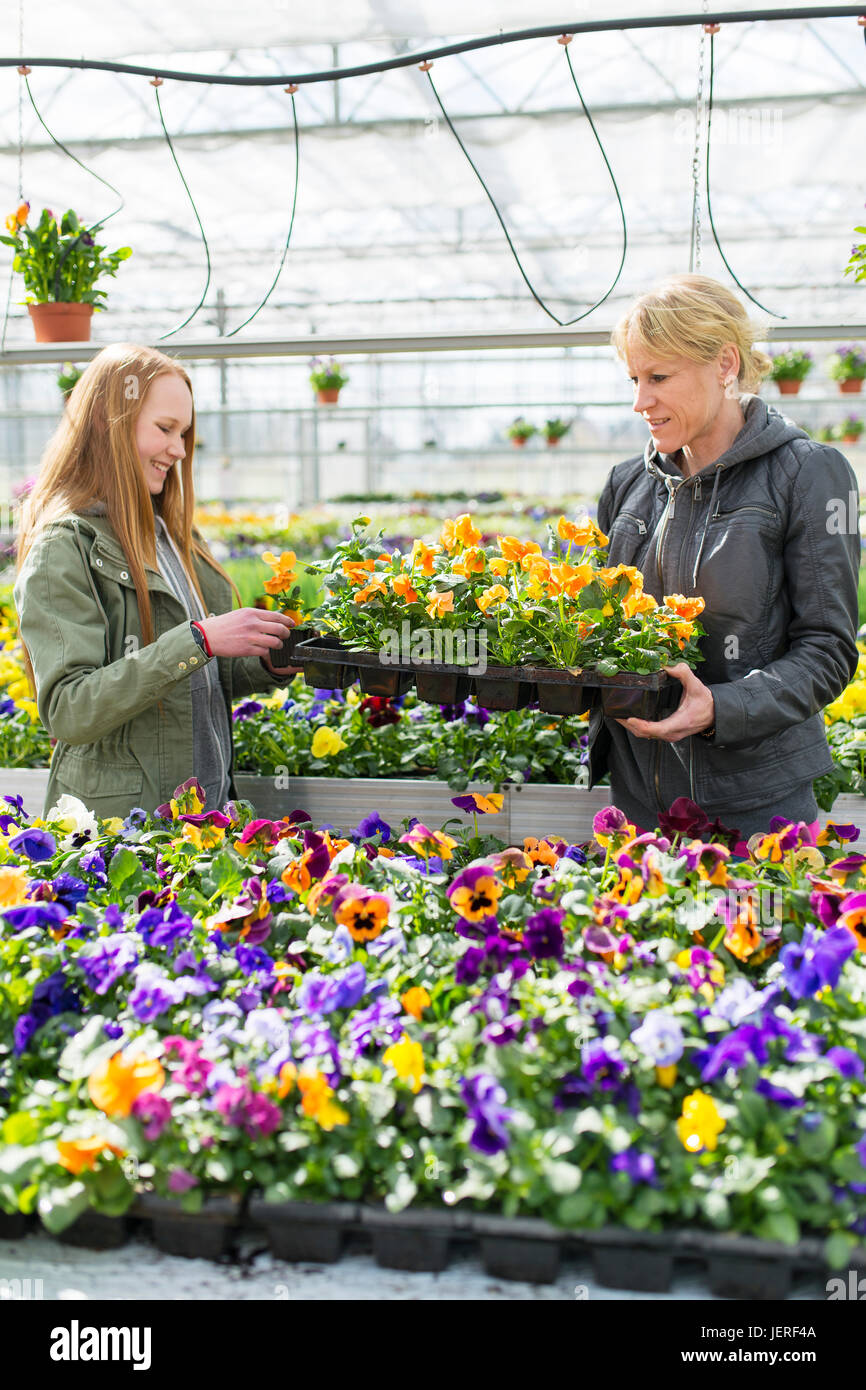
(17, 343), (238, 648)
(610, 274), (772, 392)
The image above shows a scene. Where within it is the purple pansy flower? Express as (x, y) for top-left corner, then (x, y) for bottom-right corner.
(460, 1073), (515, 1155)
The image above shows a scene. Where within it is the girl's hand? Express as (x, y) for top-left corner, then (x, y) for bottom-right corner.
(614, 662), (715, 743)
(197, 608), (299, 662)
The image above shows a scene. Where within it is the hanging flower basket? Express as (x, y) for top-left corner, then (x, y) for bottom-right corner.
(27, 302), (93, 343)
(316, 387), (341, 404)
(776, 379), (801, 395)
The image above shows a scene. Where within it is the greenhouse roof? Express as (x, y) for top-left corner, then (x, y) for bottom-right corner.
(0, 2), (863, 344)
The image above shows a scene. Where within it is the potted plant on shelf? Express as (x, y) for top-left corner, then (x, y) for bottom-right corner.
(837, 415), (864, 445)
(825, 345), (866, 395)
(0, 203), (132, 343)
(57, 362), (83, 401)
(768, 348), (813, 395)
(506, 417), (536, 447)
(542, 418), (571, 447)
(309, 357), (349, 404)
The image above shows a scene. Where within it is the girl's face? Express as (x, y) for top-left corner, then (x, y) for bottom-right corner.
(135, 373), (193, 495)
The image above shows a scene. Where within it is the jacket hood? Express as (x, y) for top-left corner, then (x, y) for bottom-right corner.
(644, 393), (807, 485)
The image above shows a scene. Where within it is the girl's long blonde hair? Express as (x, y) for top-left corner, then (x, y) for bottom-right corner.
(17, 343), (238, 647)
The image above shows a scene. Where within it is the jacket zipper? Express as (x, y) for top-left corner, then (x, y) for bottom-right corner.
(655, 475), (685, 590)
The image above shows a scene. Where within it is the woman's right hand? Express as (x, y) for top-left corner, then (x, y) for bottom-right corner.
(196, 608), (297, 659)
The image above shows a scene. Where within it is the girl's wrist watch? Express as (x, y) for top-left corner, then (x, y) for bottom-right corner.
(189, 620), (211, 657)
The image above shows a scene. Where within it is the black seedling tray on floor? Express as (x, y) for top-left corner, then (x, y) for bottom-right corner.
(27, 1194), (857, 1297)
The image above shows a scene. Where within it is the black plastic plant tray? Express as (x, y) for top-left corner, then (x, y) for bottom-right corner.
(293, 636), (360, 691)
(581, 1226), (675, 1293)
(55, 1210), (129, 1251)
(272, 625), (320, 670)
(357, 666), (415, 699)
(0, 1210), (31, 1239)
(249, 1198), (358, 1263)
(133, 1194), (241, 1260)
(361, 1206), (469, 1273)
(471, 1213), (563, 1284)
(16, 1195), (866, 1295)
(471, 677), (536, 711)
(414, 670), (474, 704)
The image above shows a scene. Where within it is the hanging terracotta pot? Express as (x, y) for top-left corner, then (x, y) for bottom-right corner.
(839, 379), (864, 394)
(28, 302), (93, 343)
(511, 436), (530, 447)
(545, 437), (561, 447)
(842, 433), (862, 445)
(776, 379), (801, 395)
(316, 388), (341, 404)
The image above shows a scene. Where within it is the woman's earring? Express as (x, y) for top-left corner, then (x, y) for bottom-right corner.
(724, 376), (740, 400)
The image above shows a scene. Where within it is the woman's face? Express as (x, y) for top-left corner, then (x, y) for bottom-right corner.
(625, 339), (737, 456)
(135, 373), (193, 495)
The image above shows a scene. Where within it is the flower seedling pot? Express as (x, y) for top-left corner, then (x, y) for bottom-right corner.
(599, 672), (678, 722)
(0, 1211), (30, 1239)
(589, 1233), (674, 1293)
(530, 673), (589, 717)
(249, 1198), (356, 1263)
(271, 625), (319, 670)
(316, 388), (341, 404)
(357, 665), (414, 698)
(706, 1252), (792, 1300)
(56, 1210), (129, 1251)
(294, 636), (360, 690)
(842, 434), (861, 445)
(413, 670), (474, 704)
(135, 1194), (240, 1260)
(472, 1214), (561, 1284)
(839, 379), (864, 394)
(472, 677), (536, 711)
(28, 302), (94, 343)
(362, 1207), (460, 1273)
(776, 379), (801, 395)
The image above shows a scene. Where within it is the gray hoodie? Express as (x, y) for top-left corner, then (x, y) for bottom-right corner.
(588, 394), (861, 825)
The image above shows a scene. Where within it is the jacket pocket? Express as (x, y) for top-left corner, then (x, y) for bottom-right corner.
(54, 746), (144, 812)
(694, 717), (833, 813)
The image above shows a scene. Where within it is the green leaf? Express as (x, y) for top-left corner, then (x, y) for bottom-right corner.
(545, 1161), (582, 1195)
(798, 1116), (836, 1162)
(107, 846), (142, 891)
(2, 1112), (40, 1146)
(37, 1181), (90, 1234)
(555, 1191), (594, 1227)
(385, 1170), (417, 1213)
(58, 1014), (118, 1080)
(824, 1230), (857, 1270)
(0, 1144), (43, 1185)
(756, 1211), (799, 1246)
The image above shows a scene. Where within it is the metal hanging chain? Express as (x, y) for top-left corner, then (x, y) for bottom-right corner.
(704, 31), (785, 317)
(225, 87), (300, 336)
(17, 0), (24, 201)
(423, 38), (627, 327)
(689, 5), (709, 272)
(153, 81), (212, 340)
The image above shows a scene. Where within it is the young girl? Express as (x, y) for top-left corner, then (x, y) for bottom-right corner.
(14, 343), (300, 819)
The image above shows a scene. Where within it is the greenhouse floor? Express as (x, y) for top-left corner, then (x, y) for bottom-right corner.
(0, 1231), (829, 1302)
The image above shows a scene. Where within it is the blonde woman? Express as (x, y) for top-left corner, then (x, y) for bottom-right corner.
(586, 274), (861, 843)
(14, 343), (299, 818)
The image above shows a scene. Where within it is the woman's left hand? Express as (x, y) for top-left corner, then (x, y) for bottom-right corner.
(614, 662), (715, 743)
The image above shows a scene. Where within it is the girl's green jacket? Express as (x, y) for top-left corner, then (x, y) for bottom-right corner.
(14, 513), (282, 818)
